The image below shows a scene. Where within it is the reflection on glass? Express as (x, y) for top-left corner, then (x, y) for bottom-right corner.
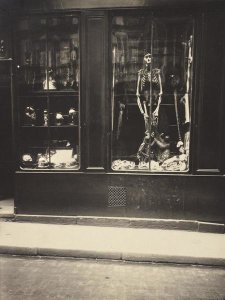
(17, 16), (79, 92)
(17, 17), (47, 91)
(111, 15), (193, 172)
(47, 16), (79, 91)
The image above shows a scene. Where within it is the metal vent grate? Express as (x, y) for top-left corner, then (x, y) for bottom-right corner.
(108, 186), (127, 207)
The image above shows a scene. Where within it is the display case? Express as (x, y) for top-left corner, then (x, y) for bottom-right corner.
(111, 14), (193, 172)
(15, 15), (80, 170)
(10, 2), (225, 222)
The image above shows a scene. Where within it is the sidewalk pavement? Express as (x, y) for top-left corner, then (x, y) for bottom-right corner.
(0, 220), (225, 266)
(0, 199), (14, 217)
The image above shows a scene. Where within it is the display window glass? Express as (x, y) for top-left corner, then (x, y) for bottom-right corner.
(16, 15), (80, 170)
(111, 14), (193, 172)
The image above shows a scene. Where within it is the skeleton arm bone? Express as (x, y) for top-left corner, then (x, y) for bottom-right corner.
(153, 69), (162, 118)
(137, 95), (145, 115)
(136, 71), (148, 117)
(143, 101), (148, 117)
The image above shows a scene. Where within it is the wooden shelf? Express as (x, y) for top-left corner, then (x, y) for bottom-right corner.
(0, 58), (12, 61)
(18, 90), (79, 97)
(21, 125), (78, 128)
(49, 125), (78, 128)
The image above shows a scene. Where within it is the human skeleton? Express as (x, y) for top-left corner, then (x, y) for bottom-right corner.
(136, 53), (163, 162)
(136, 53), (162, 128)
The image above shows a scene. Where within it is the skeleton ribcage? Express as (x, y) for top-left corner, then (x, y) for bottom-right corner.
(140, 68), (159, 91)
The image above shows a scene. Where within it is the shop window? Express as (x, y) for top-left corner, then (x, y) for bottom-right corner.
(16, 15), (80, 170)
(111, 14), (193, 172)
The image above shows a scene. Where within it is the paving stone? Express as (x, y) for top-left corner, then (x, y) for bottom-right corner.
(0, 255), (225, 299)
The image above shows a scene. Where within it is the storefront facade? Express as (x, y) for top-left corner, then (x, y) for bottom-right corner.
(1, 0), (225, 223)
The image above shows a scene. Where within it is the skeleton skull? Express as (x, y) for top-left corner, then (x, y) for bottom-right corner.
(144, 53), (152, 64)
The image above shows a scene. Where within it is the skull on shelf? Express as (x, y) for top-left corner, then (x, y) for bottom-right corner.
(22, 154), (32, 162)
(24, 106), (36, 126)
(55, 112), (64, 126)
(68, 108), (77, 125)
